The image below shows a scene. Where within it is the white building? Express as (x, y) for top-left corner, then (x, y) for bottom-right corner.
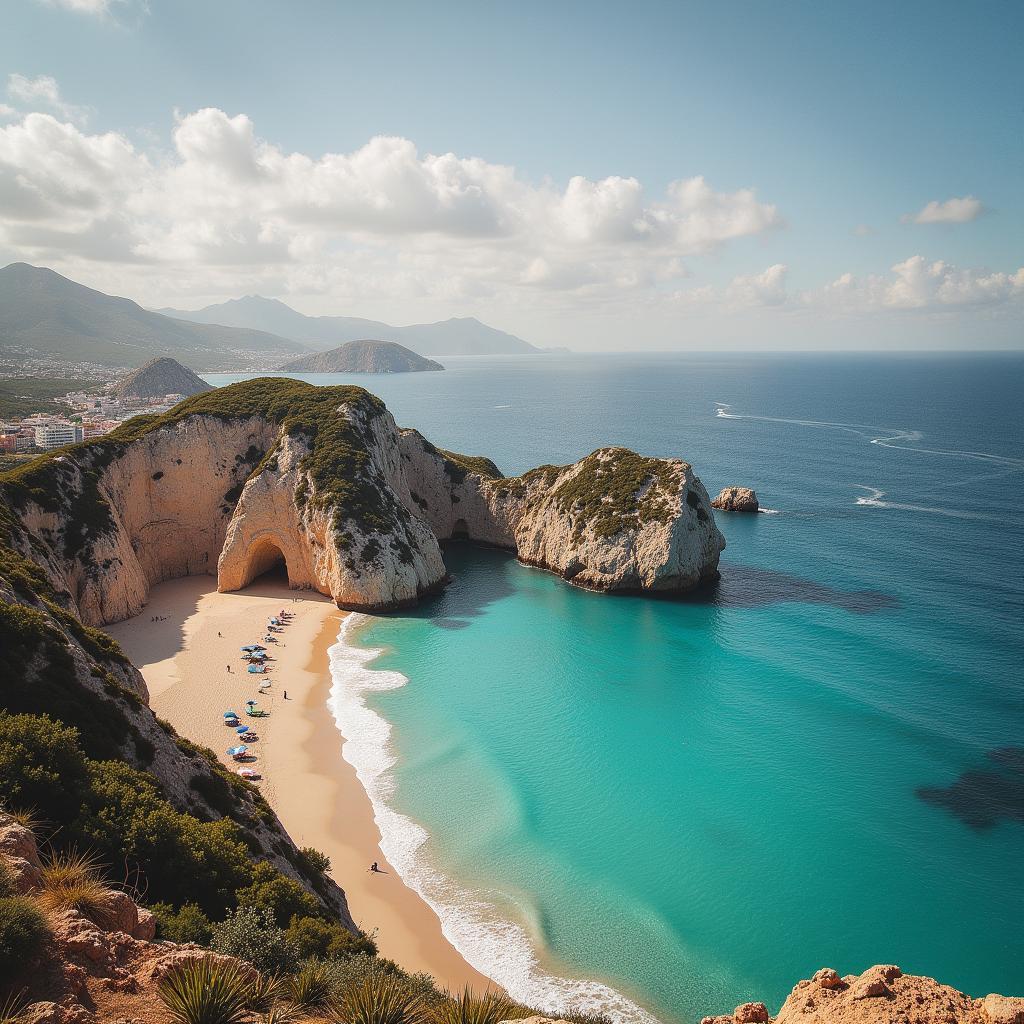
(34, 422), (84, 449)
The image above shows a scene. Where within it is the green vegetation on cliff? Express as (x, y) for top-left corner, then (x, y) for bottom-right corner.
(553, 449), (681, 540)
(0, 378), (414, 566)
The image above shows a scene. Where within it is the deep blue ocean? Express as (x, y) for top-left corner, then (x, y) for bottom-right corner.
(207, 354), (1024, 1023)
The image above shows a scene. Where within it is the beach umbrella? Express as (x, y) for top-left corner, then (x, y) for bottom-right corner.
(247, 665), (265, 674)
(235, 725), (249, 734)
(246, 700), (258, 706)
(241, 645), (256, 652)
(238, 768), (258, 778)
(223, 711), (237, 718)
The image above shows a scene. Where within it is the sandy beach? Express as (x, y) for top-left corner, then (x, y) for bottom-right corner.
(106, 573), (491, 991)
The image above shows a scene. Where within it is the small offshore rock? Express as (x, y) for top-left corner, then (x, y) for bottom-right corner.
(712, 486), (759, 513)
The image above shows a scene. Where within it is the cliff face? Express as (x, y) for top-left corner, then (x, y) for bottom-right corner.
(1, 379), (725, 623)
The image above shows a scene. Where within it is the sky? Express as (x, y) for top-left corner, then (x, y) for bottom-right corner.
(1, 0), (1022, 351)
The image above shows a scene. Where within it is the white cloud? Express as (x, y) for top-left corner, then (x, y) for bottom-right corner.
(671, 257), (1023, 318)
(906, 195), (984, 224)
(34, 0), (143, 17)
(817, 256), (1024, 312)
(6, 73), (89, 124)
(0, 105), (781, 307)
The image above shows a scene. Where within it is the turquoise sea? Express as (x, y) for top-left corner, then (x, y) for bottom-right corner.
(207, 355), (1024, 1024)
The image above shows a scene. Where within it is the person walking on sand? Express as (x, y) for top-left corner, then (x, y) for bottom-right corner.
(226, 664), (231, 673)
(283, 690), (288, 700)
(369, 861), (379, 873)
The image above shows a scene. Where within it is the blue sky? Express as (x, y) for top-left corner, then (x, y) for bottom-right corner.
(1, 0), (1022, 349)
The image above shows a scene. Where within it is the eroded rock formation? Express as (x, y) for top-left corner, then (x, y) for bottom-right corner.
(700, 964), (1024, 1024)
(712, 486), (759, 513)
(1, 379), (725, 622)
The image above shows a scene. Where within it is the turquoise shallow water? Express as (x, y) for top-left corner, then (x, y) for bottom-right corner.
(207, 355), (1024, 1023)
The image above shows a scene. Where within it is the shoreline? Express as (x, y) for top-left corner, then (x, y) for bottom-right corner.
(330, 613), (663, 1024)
(105, 574), (492, 991)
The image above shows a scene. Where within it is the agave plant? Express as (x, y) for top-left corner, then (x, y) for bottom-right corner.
(158, 957), (251, 1024)
(247, 971), (285, 1013)
(330, 973), (427, 1024)
(287, 960), (333, 1011)
(432, 988), (517, 1024)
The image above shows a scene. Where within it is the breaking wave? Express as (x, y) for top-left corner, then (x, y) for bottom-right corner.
(326, 615), (661, 1024)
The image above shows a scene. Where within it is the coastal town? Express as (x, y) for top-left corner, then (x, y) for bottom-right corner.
(0, 386), (188, 452)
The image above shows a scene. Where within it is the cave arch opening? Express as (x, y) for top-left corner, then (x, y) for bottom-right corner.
(240, 536), (292, 589)
(451, 517), (470, 540)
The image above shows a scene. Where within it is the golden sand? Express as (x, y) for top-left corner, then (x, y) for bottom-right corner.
(106, 574), (490, 990)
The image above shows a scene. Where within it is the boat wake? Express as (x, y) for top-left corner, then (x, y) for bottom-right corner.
(854, 486), (999, 521)
(327, 615), (661, 1024)
(714, 403), (1024, 470)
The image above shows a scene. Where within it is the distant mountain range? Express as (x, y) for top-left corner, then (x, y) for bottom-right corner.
(0, 263), (302, 371)
(0, 263), (540, 372)
(280, 340), (445, 374)
(159, 295), (538, 357)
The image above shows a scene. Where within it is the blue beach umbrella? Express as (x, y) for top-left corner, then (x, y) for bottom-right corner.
(223, 711), (237, 718)
(247, 665), (265, 674)
(236, 725), (249, 734)
(246, 700), (258, 706)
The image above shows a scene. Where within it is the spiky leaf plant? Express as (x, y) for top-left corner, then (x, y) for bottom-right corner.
(432, 989), (517, 1024)
(287, 960), (333, 1010)
(330, 973), (427, 1024)
(247, 971), (284, 1013)
(158, 957), (251, 1024)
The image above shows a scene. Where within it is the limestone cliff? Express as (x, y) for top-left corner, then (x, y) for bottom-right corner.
(0, 378), (724, 622)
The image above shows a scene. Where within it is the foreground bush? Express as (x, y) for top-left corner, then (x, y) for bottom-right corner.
(210, 906), (298, 975)
(152, 901), (214, 945)
(158, 956), (251, 1024)
(286, 913), (377, 960)
(0, 894), (50, 984)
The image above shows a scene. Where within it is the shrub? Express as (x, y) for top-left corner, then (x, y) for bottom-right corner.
(210, 907), (298, 975)
(0, 714), (87, 824)
(330, 972), (427, 1024)
(151, 902), (214, 946)
(158, 956), (250, 1024)
(296, 846), (331, 875)
(235, 862), (318, 927)
(0, 895), (50, 984)
(286, 914), (377, 961)
(38, 876), (114, 928)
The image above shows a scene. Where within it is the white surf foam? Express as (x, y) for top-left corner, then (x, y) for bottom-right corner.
(326, 615), (662, 1024)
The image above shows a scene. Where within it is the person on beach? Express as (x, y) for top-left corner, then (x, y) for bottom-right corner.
(226, 664), (231, 673)
(283, 690), (288, 700)
(369, 862), (379, 873)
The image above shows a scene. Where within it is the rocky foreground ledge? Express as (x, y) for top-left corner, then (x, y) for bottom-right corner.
(0, 379), (725, 625)
(698, 964), (1024, 1024)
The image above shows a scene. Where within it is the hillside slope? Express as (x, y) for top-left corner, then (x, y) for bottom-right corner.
(280, 340), (444, 373)
(160, 294), (538, 356)
(114, 357), (214, 399)
(0, 264), (305, 370)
